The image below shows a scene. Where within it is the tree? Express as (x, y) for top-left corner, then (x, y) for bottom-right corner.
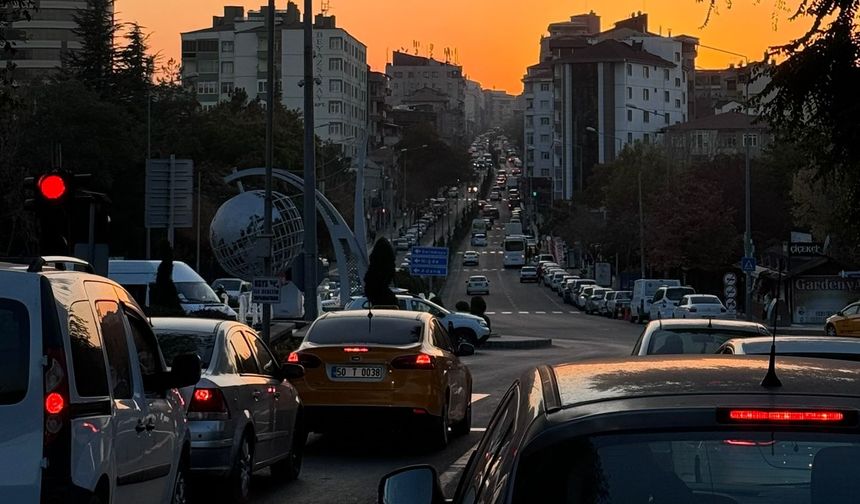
(115, 23), (154, 104)
(63, 0), (117, 93)
(363, 238), (397, 307)
(396, 123), (472, 206)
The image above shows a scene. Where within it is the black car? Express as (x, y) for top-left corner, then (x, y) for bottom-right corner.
(379, 355), (860, 503)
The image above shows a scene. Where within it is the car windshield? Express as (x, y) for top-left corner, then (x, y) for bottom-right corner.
(522, 267), (536, 272)
(213, 279), (241, 290)
(648, 328), (764, 354)
(171, 282), (222, 304)
(513, 431), (860, 504)
(307, 317), (423, 346)
(0, 299), (29, 405)
(152, 328), (217, 368)
(616, 292), (632, 299)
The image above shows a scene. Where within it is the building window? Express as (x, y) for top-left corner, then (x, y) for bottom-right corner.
(329, 101), (342, 114)
(540, 134), (550, 143)
(541, 151), (550, 160)
(643, 66), (650, 78)
(627, 87), (632, 99)
(432, 71), (439, 78)
(642, 88), (650, 100)
(221, 41), (234, 53)
(394, 71), (403, 78)
(627, 132), (633, 143)
(675, 98), (681, 108)
(675, 51), (681, 62)
(540, 100), (549, 109)
(220, 61), (233, 74)
(643, 133), (650, 144)
(664, 90), (670, 103)
(663, 68), (669, 80)
(540, 83), (550, 91)
(330, 79), (342, 92)
(198, 59), (218, 73)
(408, 71), (415, 78)
(541, 169), (550, 177)
(422, 71), (429, 78)
(198, 39), (218, 52)
(540, 117), (550, 126)
(182, 40), (196, 52)
(256, 80), (267, 93)
(722, 135), (738, 147)
(675, 77), (681, 87)
(527, 151), (534, 162)
(664, 113), (670, 124)
(221, 81), (234, 94)
(627, 109), (633, 122)
(682, 92), (686, 103)
(330, 36), (343, 50)
(743, 133), (759, 147)
(627, 64), (633, 76)
(197, 81), (218, 94)
(527, 99), (534, 109)
(329, 122), (342, 135)
(527, 133), (534, 145)
(329, 58), (343, 71)
(643, 110), (650, 123)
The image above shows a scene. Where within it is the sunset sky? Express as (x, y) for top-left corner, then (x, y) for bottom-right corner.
(119, 0), (812, 94)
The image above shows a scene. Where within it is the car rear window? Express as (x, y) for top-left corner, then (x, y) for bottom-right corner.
(0, 299), (29, 405)
(514, 431), (860, 504)
(648, 328), (762, 355)
(690, 296), (720, 304)
(666, 287), (695, 301)
(307, 317), (423, 346)
(616, 292), (632, 299)
(153, 328), (217, 368)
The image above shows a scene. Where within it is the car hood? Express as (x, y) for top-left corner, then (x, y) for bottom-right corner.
(447, 311), (486, 323)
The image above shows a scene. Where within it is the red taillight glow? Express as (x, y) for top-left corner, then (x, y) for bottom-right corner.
(188, 388), (228, 415)
(391, 354), (436, 370)
(45, 392), (65, 415)
(288, 352), (299, 363)
(193, 389), (212, 402)
(413, 408), (428, 415)
(728, 409), (845, 423)
(287, 352), (321, 368)
(343, 347), (369, 353)
(415, 354), (432, 366)
(724, 440), (777, 447)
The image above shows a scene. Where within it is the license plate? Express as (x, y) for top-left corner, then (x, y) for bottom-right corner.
(329, 365), (385, 381)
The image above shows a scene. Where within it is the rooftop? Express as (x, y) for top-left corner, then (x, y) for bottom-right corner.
(665, 111), (769, 131)
(552, 39), (674, 67)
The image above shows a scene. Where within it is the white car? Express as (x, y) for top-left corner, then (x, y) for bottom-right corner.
(447, 187), (459, 198)
(344, 295), (490, 345)
(471, 233), (488, 247)
(394, 238), (410, 251)
(717, 336), (860, 361)
(648, 285), (696, 320)
(489, 191), (501, 201)
(631, 319), (771, 356)
(462, 251), (480, 266)
(0, 258), (201, 503)
(519, 266), (538, 283)
(466, 275), (490, 296)
(674, 294), (730, 319)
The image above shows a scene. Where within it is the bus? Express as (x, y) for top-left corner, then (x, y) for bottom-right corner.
(471, 218), (488, 235)
(503, 235), (527, 268)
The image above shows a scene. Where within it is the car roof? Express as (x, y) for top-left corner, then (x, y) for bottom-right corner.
(726, 336), (860, 354)
(645, 318), (767, 331)
(551, 355), (860, 409)
(150, 316), (235, 333)
(318, 309), (426, 322)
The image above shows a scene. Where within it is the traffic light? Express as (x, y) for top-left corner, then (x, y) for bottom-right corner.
(24, 171), (81, 254)
(532, 191), (538, 197)
(25, 171), (76, 209)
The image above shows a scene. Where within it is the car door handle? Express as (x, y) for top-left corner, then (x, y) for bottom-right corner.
(252, 390), (262, 401)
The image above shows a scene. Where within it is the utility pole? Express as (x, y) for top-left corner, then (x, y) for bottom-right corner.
(302, 0), (319, 321)
(638, 163), (646, 279)
(262, 0), (275, 343)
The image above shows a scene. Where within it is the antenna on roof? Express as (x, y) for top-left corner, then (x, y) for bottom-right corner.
(761, 259), (783, 388)
(367, 304), (374, 333)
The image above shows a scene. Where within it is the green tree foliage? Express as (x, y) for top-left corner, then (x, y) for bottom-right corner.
(363, 238), (397, 307)
(397, 123), (472, 206)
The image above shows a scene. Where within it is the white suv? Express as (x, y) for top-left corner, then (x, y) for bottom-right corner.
(0, 258), (200, 503)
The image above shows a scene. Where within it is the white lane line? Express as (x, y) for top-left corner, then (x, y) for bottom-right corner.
(552, 311), (563, 314)
(501, 311), (513, 315)
(569, 311), (579, 314)
(470, 427), (487, 432)
(485, 311), (496, 315)
(471, 393), (490, 403)
(518, 311), (529, 314)
(535, 311), (546, 314)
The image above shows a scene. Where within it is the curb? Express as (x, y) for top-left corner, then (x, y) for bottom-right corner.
(481, 337), (553, 350)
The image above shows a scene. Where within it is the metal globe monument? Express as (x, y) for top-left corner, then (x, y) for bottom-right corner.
(210, 190), (304, 280)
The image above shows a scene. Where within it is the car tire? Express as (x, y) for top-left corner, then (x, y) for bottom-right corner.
(270, 416), (306, 481)
(454, 328), (478, 346)
(226, 435), (254, 504)
(172, 455), (190, 504)
(826, 324), (838, 337)
(450, 401), (472, 437)
(428, 400), (449, 450)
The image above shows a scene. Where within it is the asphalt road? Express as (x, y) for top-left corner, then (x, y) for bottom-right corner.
(236, 182), (643, 504)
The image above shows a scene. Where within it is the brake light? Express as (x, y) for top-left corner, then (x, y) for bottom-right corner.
(391, 354), (436, 370)
(724, 440), (777, 447)
(343, 347), (369, 353)
(45, 392), (65, 415)
(287, 351), (321, 369)
(727, 409), (845, 423)
(288, 352), (299, 363)
(188, 388), (229, 419)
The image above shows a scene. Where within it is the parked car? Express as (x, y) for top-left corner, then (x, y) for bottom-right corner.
(471, 233), (488, 247)
(649, 285), (696, 320)
(466, 275), (490, 295)
(549, 271), (569, 292)
(489, 191), (501, 201)
(576, 286), (597, 310)
(717, 335), (860, 361)
(565, 279), (596, 305)
(632, 319), (771, 355)
(289, 310), (473, 449)
(606, 290), (632, 317)
(519, 266), (538, 283)
(447, 187), (459, 198)
(825, 300), (860, 336)
(462, 251), (480, 266)
(544, 268), (564, 288)
(601, 291), (618, 316)
(151, 318), (306, 501)
(585, 287), (611, 314)
(393, 238), (410, 251)
(674, 294), (730, 319)
(557, 275), (579, 297)
(379, 355), (860, 504)
(344, 295), (490, 346)
(630, 278), (682, 324)
(211, 278), (252, 308)
(0, 258), (201, 504)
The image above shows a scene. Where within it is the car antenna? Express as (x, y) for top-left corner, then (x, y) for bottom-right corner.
(761, 261), (783, 388)
(367, 304), (374, 333)
(708, 316), (713, 329)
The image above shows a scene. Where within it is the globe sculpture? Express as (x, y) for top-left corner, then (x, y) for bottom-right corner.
(210, 190), (304, 280)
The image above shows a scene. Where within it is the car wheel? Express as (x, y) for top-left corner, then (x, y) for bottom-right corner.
(270, 416), (306, 481)
(226, 435), (254, 504)
(171, 456), (190, 504)
(826, 324), (838, 337)
(450, 401), (472, 437)
(428, 400), (449, 450)
(454, 328), (478, 346)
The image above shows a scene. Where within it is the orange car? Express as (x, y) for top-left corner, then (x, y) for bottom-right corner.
(288, 310), (473, 448)
(825, 301), (860, 336)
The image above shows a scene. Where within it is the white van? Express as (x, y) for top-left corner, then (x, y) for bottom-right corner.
(630, 278), (681, 323)
(108, 260), (237, 319)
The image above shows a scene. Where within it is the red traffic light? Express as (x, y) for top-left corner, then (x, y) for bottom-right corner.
(38, 174), (67, 200)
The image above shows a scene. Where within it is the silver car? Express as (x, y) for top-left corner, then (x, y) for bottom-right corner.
(152, 317), (306, 502)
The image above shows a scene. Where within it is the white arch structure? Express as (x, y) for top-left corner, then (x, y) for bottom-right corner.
(224, 168), (368, 306)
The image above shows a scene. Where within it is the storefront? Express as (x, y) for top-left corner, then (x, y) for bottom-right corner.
(792, 276), (860, 324)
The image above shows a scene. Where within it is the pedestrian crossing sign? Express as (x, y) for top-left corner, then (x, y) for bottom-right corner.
(741, 257), (756, 272)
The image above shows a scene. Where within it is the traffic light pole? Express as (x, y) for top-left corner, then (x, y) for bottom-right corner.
(302, 0), (319, 321)
(262, 0), (275, 344)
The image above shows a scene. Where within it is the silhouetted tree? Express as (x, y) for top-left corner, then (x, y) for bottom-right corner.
(64, 0), (117, 93)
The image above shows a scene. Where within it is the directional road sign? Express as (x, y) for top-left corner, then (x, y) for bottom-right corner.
(410, 246), (449, 277)
(741, 256), (756, 273)
(252, 277), (281, 304)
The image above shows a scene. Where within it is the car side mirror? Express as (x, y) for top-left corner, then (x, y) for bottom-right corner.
(455, 342), (475, 357)
(837, 310), (844, 317)
(279, 363), (305, 380)
(378, 465), (443, 504)
(168, 353), (202, 389)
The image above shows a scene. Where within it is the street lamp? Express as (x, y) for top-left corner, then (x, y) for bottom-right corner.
(586, 127), (645, 279)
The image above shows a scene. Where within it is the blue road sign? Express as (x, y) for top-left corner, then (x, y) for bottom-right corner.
(410, 246), (449, 277)
(741, 256), (756, 273)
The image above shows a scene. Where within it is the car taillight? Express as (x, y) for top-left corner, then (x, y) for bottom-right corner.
(343, 347), (369, 353)
(43, 347), (70, 441)
(287, 351), (322, 368)
(188, 388), (229, 419)
(723, 409), (848, 424)
(45, 392), (65, 415)
(391, 354), (436, 370)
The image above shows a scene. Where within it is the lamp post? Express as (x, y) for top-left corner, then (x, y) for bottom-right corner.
(586, 126), (644, 278)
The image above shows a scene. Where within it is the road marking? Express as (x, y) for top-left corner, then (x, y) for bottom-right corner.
(485, 311), (496, 315)
(471, 393), (489, 403)
(535, 311), (546, 314)
(501, 311), (512, 315)
(552, 311), (563, 314)
(470, 427), (487, 432)
(569, 311), (579, 314)
(518, 311), (529, 314)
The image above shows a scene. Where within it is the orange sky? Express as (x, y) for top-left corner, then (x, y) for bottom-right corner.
(119, 0), (812, 94)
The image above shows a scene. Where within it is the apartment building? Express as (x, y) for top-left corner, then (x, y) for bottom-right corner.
(522, 63), (554, 181)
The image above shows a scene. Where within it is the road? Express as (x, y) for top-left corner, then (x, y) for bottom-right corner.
(237, 180), (642, 504)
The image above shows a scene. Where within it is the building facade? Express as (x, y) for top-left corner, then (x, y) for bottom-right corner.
(663, 111), (773, 164)
(464, 79), (485, 138)
(2, 0), (107, 82)
(693, 62), (771, 119)
(484, 90), (517, 129)
(522, 63), (554, 183)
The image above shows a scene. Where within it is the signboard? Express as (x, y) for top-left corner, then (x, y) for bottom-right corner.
(788, 242), (824, 258)
(792, 275), (860, 324)
(410, 246), (449, 277)
(145, 157), (194, 229)
(741, 256), (756, 273)
(723, 272), (737, 315)
(595, 262), (611, 287)
(252, 277), (281, 304)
